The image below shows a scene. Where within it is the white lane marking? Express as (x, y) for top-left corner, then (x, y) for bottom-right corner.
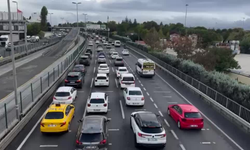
(146, 92), (150, 96)
(158, 110), (163, 117)
(93, 67), (96, 73)
(108, 129), (119, 131)
(109, 143), (112, 146)
(180, 144), (186, 150)
(213, 142), (216, 144)
(90, 78), (93, 88)
(115, 79), (118, 88)
(143, 87), (146, 91)
(153, 91), (170, 93)
(167, 102), (178, 103)
(154, 103), (158, 109)
(109, 60), (111, 63)
(141, 83), (143, 87)
(138, 80), (141, 83)
(112, 67), (114, 72)
(150, 97), (154, 102)
(40, 145), (58, 148)
(164, 119), (170, 127)
(201, 142), (211, 145)
(170, 130), (179, 140)
(156, 73), (244, 150)
(17, 111), (47, 150)
(119, 100), (125, 119)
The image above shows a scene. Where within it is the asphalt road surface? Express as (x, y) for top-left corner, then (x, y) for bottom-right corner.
(6, 43), (250, 150)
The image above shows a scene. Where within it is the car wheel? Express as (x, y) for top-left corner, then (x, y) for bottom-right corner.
(134, 134), (139, 148)
(177, 121), (182, 129)
(130, 118), (132, 129)
(67, 122), (70, 132)
(167, 109), (170, 116)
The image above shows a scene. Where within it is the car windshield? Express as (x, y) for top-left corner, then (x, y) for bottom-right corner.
(129, 90), (142, 95)
(184, 112), (202, 118)
(119, 69), (127, 72)
(55, 92), (70, 97)
(123, 77), (134, 81)
(80, 133), (102, 142)
(90, 99), (105, 103)
(45, 112), (64, 119)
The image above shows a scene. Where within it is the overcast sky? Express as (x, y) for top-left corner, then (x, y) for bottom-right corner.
(1, 0), (250, 29)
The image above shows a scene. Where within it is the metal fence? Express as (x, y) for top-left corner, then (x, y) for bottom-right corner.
(0, 33), (87, 139)
(125, 43), (250, 124)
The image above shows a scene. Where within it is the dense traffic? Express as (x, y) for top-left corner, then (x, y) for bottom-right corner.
(38, 33), (205, 150)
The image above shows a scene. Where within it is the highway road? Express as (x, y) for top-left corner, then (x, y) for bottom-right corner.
(6, 42), (250, 150)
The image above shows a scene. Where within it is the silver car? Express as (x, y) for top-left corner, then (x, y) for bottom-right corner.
(98, 55), (106, 63)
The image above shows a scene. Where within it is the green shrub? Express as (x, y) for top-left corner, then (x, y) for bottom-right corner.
(38, 31), (45, 39)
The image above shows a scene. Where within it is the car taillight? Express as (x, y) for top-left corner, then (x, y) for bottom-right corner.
(182, 118), (186, 122)
(76, 140), (82, 145)
(141, 97), (144, 101)
(60, 122), (66, 127)
(68, 96), (72, 100)
(133, 81), (135, 84)
(103, 103), (107, 107)
(121, 81), (123, 84)
(40, 122), (44, 127)
(88, 104), (91, 107)
(100, 139), (106, 144)
(76, 80), (81, 83)
(200, 119), (204, 122)
(160, 133), (166, 138)
(53, 96), (56, 100)
(127, 97), (130, 100)
(64, 79), (69, 83)
(137, 132), (148, 137)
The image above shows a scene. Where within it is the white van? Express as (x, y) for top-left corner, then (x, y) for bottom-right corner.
(119, 73), (135, 89)
(114, 40), (121, 47)
(135, 58), (155, 77)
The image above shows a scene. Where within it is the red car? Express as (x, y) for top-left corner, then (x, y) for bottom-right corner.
(167, 104), (204, 129)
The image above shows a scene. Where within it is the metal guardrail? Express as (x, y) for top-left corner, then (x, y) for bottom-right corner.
(123, 43), (250, 133)
(0, 30), (83, 141)
(0, 37), (61, 66)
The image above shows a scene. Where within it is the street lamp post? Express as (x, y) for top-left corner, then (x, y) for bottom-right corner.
(82, 13), (87, 28)
(185, 4), (188, 36)
(107, 16), (109, 41)
(7, 0), (19, 120)
(72, 2), (81, 27)
(48, 13), (53, 25)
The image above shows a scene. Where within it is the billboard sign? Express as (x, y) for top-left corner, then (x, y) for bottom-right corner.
(86, 24), (100, 30)
(100, 24), (106, 30)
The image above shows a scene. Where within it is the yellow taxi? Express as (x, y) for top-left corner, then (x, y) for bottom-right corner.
(40, 103), (75, 133)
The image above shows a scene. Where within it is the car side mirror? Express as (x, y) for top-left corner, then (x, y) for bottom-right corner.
(78, 119), (83, 123)
(106, 118), (111, 122)
(156, 114), (160, 117)
(131, 114), (134, 117)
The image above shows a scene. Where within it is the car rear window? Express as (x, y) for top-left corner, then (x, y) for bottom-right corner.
(141, 127), (163, 134)
(97, 76), (107, 80)
(80, 57), (87, 60)
(184, 112), (202, 118)
(129, 91), (142, 95)
(45, 112), (64, 119)
(67, 76), (79, 80)
(116, 58), (123, 61)
(90, 99), (105, 103)
(55, 92), (70, 97)
(100, 66), (107, 68)
(113, 53), (118, 55)
(119, 69), (127, 71)
(122, 77), (134, 81)
(80, 133), (102, 142)
(98, 55), (105, 58)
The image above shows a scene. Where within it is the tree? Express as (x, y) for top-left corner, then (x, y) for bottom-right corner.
(143, 27), (160, 50)
(240, 34), (250, 54)
(27, 23), (41, 35)
(134, 24), (144, 41)
(40, 6), (48, 31)
(173, 36), (195, 59)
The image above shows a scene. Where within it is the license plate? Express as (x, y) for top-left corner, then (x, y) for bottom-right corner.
(85, 146), (97, 149)
(133, 103), (139, 105)
(190, 125), (198, 127)
(94, 109), (100, 111)
(99, 83), (104, 85)
(59, 102), (65, 104)
(148, 138), (157, 141)
(70, 82), (75, 83)
(48, 124), (56, 127)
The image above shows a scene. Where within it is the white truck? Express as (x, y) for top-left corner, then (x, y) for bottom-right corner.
(0, 34), (19, 48)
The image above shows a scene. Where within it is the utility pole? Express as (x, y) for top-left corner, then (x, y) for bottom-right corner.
(7, 0), (19, 120)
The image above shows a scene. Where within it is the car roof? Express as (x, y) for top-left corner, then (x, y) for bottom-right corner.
(90, 92), (105, 99)
(100, 64), (108, 66)
(118, 67), (127, 70)
(82, 116), (107, 133)
(80, 55), (88, 58)
(121, 73), (134, 77)
(97, 73), (107, 77)
(178, 104), (199, 113)
(127, 87), (141, 91)
(68, 72), (81, 76)
(116, 57), (123, 59)
(47, 104), (68, 112)
(56, 86), (72, 92)
(75, 64), (84, 67)
(137, 112), (161, 128)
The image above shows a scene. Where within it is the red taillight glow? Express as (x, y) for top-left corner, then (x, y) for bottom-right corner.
(40, 122), (44, 127)
(103, 103), (107, 107)
(68, 96), (72, 100)
(121, 81), (123, 84)
(200, 119), (204, 122)
(65, 79), (69, 83)
(76, 140), (82, 145)
(76, 80), (81, 83)
(127, 97), (130, 100)
(161, 133), (166, 137)
(53, 96), (56, 100)
(141, 97), (144, 101)
(60, 122), (66, 127)
(87, 104), (91, 107)
(100, 139), (106, 144)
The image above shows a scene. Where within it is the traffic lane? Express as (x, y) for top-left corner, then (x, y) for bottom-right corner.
(16, 46), (94, 150)
(122, 48), (248, 149)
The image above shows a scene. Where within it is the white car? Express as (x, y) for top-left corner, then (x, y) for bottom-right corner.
(94, 74), (109, 87)
(123, 87), (144, 106)
(98, 64), (110, 75)
(95, 40), (100, 44)
(114, 40), (121, 47)
(122, 49), (129, 55)
(97, 46), (104, 52)
(103, 42), (108, 46)
(86, 92), (109, 113)
(111, 52), (119, 59)
(116, 67), (129, 78)
(130, 111), (166, 148)
(119, 73), (135, 89)
(88, 41), (93, 46)
(53, 86), (77, 104)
